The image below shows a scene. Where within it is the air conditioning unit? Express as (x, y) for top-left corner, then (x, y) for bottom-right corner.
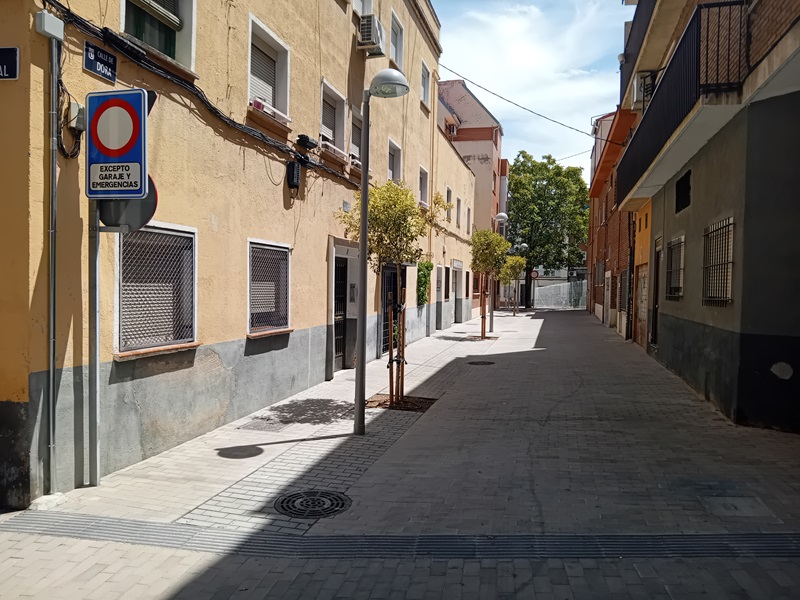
(358, 14), (386, 57)
(252, 98), (291, 124)
(321, 140), (347, 160)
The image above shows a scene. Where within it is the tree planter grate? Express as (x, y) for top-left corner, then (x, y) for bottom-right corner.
(273, 490), (352, 519)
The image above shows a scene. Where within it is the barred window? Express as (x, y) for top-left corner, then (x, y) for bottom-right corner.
(703, 217), (734, 307)
(120, 227), (195, 352)
(249, 242), (290, 333)
(594, 260), (605, 286)
(619, 268), (629, 313)
(666, 237), (685, 299)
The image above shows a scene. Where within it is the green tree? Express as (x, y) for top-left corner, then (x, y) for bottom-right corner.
(507, 152), (588, 307)
(499, 256), (527, 316)
(337, 181), (426, 402)
(470, 229), (511, 338)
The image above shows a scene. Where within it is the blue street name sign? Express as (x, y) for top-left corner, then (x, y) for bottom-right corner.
(83, 41), (117, 84)
(0, 48), (19, 80)
(86, 88), (148, 199)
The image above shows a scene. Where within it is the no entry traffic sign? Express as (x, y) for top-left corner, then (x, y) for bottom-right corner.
(86, 88), (148, 199)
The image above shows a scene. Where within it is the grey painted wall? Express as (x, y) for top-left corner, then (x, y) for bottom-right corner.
(406, 304), (430, 345)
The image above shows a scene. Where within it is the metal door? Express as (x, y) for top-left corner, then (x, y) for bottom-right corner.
(635, 265), (648, 348)
(651, 242), (661, 346)
(334, 258), (347, 371)
(435, 266), (443, 330)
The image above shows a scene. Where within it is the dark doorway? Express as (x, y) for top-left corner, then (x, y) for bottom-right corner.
(381, 265), (406, 354)
(651, 241), (661, 346)
(334, 258), (347, 371)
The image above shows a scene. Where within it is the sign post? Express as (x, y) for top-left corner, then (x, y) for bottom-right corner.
(86, 88), (149, 486)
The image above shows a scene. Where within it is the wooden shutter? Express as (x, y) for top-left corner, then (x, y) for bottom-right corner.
(250, 44), (276, 107)
(321, 98), (336, 143)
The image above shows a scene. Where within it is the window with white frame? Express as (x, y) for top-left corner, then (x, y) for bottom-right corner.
(248, 18), (290, 120)
(420, 61), (430, 107)
(353, 0), (373, 17)
(389, 12), (404, 69)
(350, 110), (362, 163)
(456, 197), (462, 228)
(446, 188), (452, 221)
(119, 226), (195, 352)
(467, 207), (471, 234)
(419, 168), (429, 207)
(388, 140), (402, 181)
(249, 242), (290, 333)
(123, 0), (195, 67)
(321, 81), (346, 153)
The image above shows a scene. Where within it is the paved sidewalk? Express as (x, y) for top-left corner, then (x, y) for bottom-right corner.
(2, 310), (800, 599)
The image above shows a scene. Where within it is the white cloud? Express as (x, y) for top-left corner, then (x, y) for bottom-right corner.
(439, 0), (634, 179)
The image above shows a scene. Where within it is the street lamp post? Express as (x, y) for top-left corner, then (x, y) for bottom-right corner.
(354, 68), (409, 436)
(490, 212), (508, 332)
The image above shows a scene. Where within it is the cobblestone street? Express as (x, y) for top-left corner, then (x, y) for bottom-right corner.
(3, 310), (800, 599)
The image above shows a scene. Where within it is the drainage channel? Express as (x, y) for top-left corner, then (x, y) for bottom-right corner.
(3, 512), (800, 559)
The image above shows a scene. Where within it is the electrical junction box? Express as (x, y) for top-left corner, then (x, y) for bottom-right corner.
(286, 161), (301, 189)
(69, 101), (86, 132)
(35, 11), (64, 41)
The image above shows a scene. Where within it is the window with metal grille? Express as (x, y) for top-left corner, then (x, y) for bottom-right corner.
(446, 188), (452, 221)
(125, 0), (182, 58)
(666, 237), (685, 299)
(594, 260), (605, 286)
(250, 42), (276, 107)
(119, 228), (195, 352)
(249, 242), (290, 333)
(350, 115), (362, 160)
(676, 170), (691, 213)
(456, 197), (462, 228)
(703, 217), (734, 307)
(467, 207), (471, 234)
(465, 271), (470, 298)
(473, 272), (480, 295)
(619, 268), (629, 313)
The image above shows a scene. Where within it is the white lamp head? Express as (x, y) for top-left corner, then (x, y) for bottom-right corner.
(495, 212), (508, 224)
(520, 243), (529, 252)
(369, 68), (410, 98)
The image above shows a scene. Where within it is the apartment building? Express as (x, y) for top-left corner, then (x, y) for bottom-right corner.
(0, 0), (478, 508)
(615, 0), (800, 429)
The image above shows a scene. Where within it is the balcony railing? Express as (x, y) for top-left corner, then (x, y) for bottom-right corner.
(620, 0), (656, 103)
(617, 2), (747, 205)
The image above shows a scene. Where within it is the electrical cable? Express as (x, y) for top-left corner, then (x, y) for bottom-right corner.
(439, 63), (624, 146)
(556, 149), (591, 162)
(56, 41), (83, 159)
(43, 0), (357, 187)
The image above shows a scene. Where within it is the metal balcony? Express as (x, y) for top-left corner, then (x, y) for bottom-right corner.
(617, 1), (747, 206)
(620, 0), (657, 103)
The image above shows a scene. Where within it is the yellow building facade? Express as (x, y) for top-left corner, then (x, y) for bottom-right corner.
(1, 0), (476, 507)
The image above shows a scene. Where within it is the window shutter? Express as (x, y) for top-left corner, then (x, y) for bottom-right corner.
(353, 0), (363, 15)
(388, 148), (396, 180)
(152, 0), (178, 16)
(351, 120), (362, 159)
(321, 98), (336, 143)
(250, 44), (276, 107)
(390, 22), (399, 61)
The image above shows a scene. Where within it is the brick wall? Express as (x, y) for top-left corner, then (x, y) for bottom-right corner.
(749, 0), (800, 67)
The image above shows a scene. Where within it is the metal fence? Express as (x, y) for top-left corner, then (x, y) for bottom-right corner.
(533, 281), (587, 310)
(120, 228), (195, 352)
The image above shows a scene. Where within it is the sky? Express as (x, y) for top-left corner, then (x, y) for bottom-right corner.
(435, 0), (635, 180)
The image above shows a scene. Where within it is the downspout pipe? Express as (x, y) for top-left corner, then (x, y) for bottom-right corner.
(48, 36), (59, 494)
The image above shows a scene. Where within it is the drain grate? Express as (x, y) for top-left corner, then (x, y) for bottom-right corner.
(468, 361), (495, 366)
(274, 490), (352, 519)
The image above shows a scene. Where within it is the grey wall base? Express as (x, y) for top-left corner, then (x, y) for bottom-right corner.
(2, 324), (346, 509)
(652, 313), (800, 431)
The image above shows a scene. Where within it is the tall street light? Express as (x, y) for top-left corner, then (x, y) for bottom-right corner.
(354, 68), (409, 436)
(490, 212), (508, 332)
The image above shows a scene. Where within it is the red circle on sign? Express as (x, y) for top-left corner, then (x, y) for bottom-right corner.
(91, 98), (140, 158)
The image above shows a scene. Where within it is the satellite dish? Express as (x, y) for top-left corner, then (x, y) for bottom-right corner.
(99, 175), (158, 231)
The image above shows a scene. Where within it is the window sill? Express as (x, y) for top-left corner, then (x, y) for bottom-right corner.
(119, 32), (199, 82)
(247, 328), (294, 340)
(320, 146), (349, 168)
(247, 106), (293, 140)
(420, 100), (431, 115)
(389, 58), (403, 74)
(114, 341), (201, 362)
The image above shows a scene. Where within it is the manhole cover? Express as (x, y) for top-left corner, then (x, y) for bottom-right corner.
(468, 361), (495, 366)
(274, 490), (352, 519)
